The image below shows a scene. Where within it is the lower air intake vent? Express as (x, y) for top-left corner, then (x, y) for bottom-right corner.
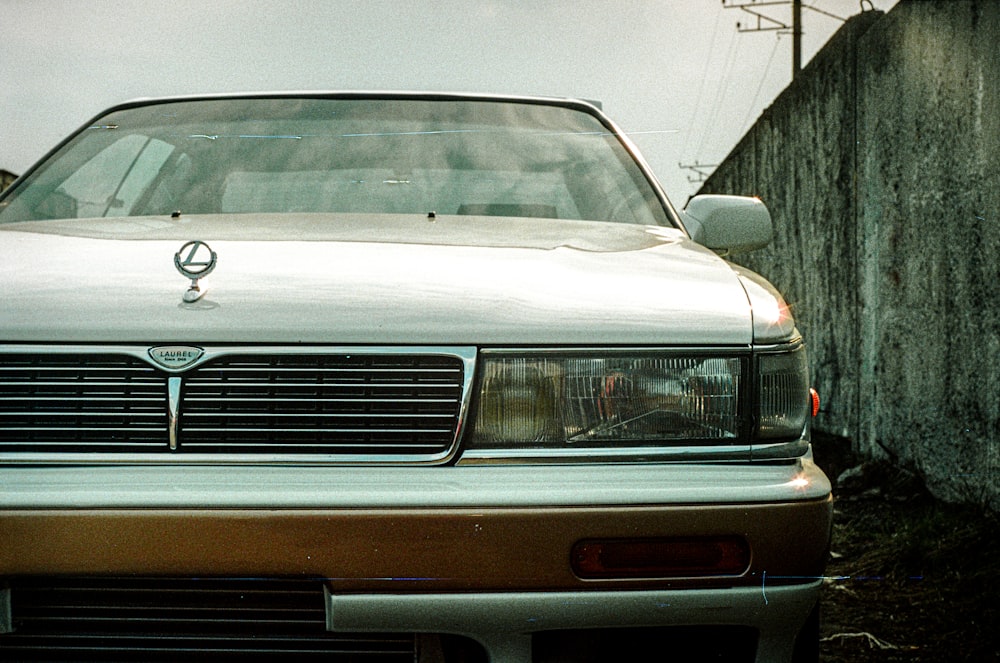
(1, 578), (416, 661)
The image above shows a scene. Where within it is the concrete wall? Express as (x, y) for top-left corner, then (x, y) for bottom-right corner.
(700, 0), (1000, 508)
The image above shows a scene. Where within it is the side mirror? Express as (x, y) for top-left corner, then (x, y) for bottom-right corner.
(682, 195), (772, 255)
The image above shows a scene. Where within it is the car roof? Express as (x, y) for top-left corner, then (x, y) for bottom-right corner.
(107, 90), (605, 116)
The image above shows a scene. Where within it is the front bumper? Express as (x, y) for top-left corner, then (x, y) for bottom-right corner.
(0, 459), (831, 661)
(327, 583), (823, 662)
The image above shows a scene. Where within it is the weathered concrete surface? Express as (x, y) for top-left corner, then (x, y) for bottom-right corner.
(700, 0), (1000, 508)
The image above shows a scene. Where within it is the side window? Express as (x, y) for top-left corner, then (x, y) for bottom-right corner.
(57, 135), (175, 217)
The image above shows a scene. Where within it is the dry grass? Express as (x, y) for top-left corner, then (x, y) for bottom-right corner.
(812, 434), (999, 662)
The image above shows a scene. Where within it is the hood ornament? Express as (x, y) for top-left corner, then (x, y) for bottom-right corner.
(174, 240), (217, 302)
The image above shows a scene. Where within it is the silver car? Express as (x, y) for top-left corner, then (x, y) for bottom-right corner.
(0, 93), (830, 662)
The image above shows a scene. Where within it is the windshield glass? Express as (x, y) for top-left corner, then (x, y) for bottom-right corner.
(0, 97), (671, 226)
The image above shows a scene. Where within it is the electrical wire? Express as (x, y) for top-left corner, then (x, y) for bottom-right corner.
(740, 32), (782, 136)
(680, 6), (724, 161)
(695, 21), (742, 161)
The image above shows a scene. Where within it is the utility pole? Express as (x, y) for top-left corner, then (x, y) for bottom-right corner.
(792, 0), (802, 77)
(722, 0), (807, 79)
(678, 162), (719, 184)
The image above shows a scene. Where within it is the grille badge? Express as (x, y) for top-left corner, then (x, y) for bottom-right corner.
(148, 346), (204, 371)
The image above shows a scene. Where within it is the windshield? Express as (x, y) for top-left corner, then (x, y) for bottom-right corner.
(0, 97), (671, 226)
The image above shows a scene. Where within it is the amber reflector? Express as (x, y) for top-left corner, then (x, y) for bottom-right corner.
(572, 537), (750, 579)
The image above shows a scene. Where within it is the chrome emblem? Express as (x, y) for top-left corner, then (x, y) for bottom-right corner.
(148, 345), (205, 371)
(174, 240), (217, 302)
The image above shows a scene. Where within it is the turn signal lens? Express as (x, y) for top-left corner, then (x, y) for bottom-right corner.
(756, 345), (810, 440)
(572, 537), (750, 579)
(810, 388), (820, 418)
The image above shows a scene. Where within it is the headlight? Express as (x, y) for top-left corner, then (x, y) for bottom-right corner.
(469, 353), (745, 448)
(467, 345), (811, 452)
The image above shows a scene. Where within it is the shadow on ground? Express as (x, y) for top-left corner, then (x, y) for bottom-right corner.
(811, 432), (999, 662)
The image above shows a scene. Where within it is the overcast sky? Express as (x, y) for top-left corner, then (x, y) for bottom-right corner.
(1, 0), (897, 200)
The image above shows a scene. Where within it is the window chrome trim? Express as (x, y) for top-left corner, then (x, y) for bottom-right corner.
(0, 344), (477, 466)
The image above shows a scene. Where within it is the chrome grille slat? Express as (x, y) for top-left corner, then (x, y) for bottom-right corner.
(4, 410), (164, 420)
(182, 412), (454, 418)
(1, 396), (163, 401)
(187, 366), (461, 374)
(180, 443), (447, 449)
(0, 349), (469, 459)
(2, 432), (166, 437)
(184, 378), (451, 389)
(185, 397), (456, 401)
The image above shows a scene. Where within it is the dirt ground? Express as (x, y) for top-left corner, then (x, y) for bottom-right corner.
(811, 434), (999, 663)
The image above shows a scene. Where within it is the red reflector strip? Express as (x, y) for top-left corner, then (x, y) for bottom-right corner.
(810, 388), (821, 417)
(571, 537), (750, 579)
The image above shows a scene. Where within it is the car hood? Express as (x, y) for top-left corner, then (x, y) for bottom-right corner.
(0, 214), (790, 345)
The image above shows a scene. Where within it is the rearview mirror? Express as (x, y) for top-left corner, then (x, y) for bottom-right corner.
(682, 195), (772, 255)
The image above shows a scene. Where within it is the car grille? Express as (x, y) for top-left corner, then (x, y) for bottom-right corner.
(0, 348), (470, 460)
(0, 577), (417, 661)
(0, 353), (167, 452)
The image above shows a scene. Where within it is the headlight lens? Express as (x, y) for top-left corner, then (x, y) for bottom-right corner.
(469, 354), (744, 447)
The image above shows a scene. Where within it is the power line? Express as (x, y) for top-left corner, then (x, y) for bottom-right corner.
(685, 0), (858, 187)
(681, 8), (724, 161)
(722, 0), (849, 79)
(695, 21), (741, 159)
(803, 2), (848, 22)
(740, 32), (783, 135)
